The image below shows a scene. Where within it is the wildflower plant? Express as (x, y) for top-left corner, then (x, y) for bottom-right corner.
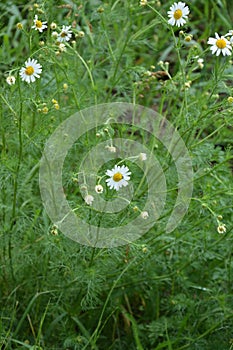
(0, 1), (233, 350)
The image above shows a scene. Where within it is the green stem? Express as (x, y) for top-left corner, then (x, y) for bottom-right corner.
(9, 78), (23, 279)
(69, 45), (98, 105)
(11, 79), (23, 226)
(84, 259), (136, 348)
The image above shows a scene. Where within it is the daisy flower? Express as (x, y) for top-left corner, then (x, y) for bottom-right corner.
(84, 194), (94, 206)
(95, 184), (104, 194)
(19, 58), (42, 83)
(32, 15), (47, 32)
(140, 211), (149, 219)
(6, 75), (16, 85)
(57, 25), (72, 43)
(217, 223), (226, 234)
(138, 153), (147, 161)
(197, 58), (204, 69)
(105, 145), (117, 153)
(50, 22), (57, 30)
(106, 165), (131, 191)
(167, 2), (190, 27)
(225, 30), (233, 44)
(207, 33), (232, 56)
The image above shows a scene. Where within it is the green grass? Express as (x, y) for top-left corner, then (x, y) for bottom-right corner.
(0, 0), (233, 349)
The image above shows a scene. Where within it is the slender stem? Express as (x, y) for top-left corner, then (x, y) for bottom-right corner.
(8, 78), (23, 279)
(147, 4), (188, 121)
(11, 79), (23, 225)
(69, 45), (98, 105)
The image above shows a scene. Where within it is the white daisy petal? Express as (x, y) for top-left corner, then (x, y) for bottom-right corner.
(207, 38), (216, 45)
(168, 18), (176, 26)
(211, 46), (218, 54)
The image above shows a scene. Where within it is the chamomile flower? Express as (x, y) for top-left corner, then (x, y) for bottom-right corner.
(197, 58), (204, 69)
(207, 33), (232, 56)
(217, 223), (226, 234)
(106, 165), (131, 191)
(57, 25), (72, 43)
(167, 2), (190, 27)
(140, 0), (148, 5)
(140, 211), (149, 219)
(138, 153), (147, 161)
(105, 145), (117, 153)
(16, 22), (23, 30)
(95, 184), (104, 194)
(19, 58), (42, 83)
(225, 30), (233, 43)
(84, 194), (94, 206)
(63, 83), (68, 91)
(50, 22), (57, 30)
(58, 43), (67, 52)
(6, 75), (16, 85)
(51, 31), (58, 38)
(32, 15), (47, 32)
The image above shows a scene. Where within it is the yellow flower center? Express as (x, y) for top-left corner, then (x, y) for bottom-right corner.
(61, 32), (66, 37)
(36, 20), (42, 28)
(25, 66), (34, 76)
(174, 9), (182, 20)
(216, 38), (226, 49)
(113, 172), (123, 182)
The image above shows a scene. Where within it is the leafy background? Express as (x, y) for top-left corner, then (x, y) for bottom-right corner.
(0, 0), (233, 349)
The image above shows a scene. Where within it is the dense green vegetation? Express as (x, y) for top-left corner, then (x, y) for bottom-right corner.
(0, 1), (232, 349)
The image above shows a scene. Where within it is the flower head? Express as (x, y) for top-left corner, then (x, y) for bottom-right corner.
(197, 58), (204, 69)
(19, 58), (42, 83)
(6, 75), (16, 85)
(225, 30), (233, 43)
(63, 83), (68, 91)
(58, 43), (67, 52)
(217, 223), (226, 234)
(32, 15), (47, 32)
(50, 22), (57, 30)
(51, 31), (58, 38)
(167, 2), (190, 27)
(139, 153), (147, 161)
(95, 184), (104, 194)
(207, 33), (232, 56)
(106, 164), (131, 191)
(57, 25), (72, 43)
(17, 22), (23, 30)
(141, 211), (149, 219)
(84, 194), (94, 206)
(105, 145), (117, 153)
